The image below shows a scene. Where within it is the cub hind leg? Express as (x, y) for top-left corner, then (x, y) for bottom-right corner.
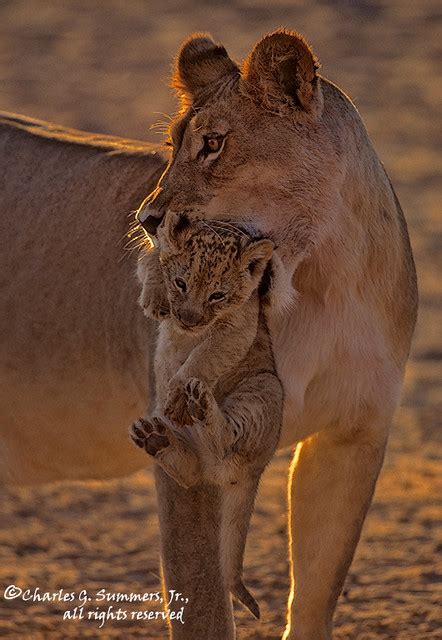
(184, 373), (282, 620)
(129, 416), (201, 489)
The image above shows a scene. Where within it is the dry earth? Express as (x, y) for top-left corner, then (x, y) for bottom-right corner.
(0, 1), (441, 638)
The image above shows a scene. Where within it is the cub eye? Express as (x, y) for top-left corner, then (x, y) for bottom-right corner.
(199, 134), (225, 159)
(174, 278), (187, 293)
(209, 291), (225, 303)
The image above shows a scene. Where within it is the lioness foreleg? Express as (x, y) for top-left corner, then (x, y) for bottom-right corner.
(155, 466), (236, 640)
(282, 421), (388, 640)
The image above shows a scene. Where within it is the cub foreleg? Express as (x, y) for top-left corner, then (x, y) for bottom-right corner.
(137, 246), (170, 321)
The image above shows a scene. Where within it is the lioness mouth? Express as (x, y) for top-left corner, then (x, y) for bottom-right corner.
(136, 205), (164, 235)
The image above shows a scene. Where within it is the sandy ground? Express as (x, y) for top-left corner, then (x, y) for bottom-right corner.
(1, 1), (441, 638)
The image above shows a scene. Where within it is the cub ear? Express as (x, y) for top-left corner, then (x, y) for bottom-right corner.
(172, 33), (239, 108)
(241, 29), (322, 120)
(241, 239), (274, 286)
(158, 211), (191, 249)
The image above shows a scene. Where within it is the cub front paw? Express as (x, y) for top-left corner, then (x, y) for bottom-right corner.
(164, 379), (192, 426)
(185, 378), (210, 422)
(129, 417), (170, 456)
(140, 286), (170, 321)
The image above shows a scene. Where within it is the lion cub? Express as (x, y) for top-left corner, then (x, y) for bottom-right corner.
(130, 212), (283, 619)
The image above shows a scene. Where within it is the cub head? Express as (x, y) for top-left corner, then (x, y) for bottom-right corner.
(137, 28), (329, 252)
(157, 212), (273, 332)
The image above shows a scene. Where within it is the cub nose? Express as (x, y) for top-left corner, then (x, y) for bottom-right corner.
(178, 309), (202, 328)
(136, 201), (164, 235)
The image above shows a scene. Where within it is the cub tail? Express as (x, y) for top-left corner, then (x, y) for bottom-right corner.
(232, 578), (260, 619)
(220, 477), (261, 619)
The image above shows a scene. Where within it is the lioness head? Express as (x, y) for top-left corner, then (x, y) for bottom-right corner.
(137, 29), (334, 257)
(157, 211), (273, 332)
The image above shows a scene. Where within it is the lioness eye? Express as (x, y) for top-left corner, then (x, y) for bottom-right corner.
(201, 134), (224, 157)
(175, 278), (187, 293)
(209, 291), (225, 302)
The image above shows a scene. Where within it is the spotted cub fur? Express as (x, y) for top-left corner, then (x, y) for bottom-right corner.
(130, 212), (283, 619)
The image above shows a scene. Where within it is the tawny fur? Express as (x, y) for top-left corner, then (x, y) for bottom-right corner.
(0, 27), (417, 640)
(135, 29), (417, 640)
(0, 112), (164, 484)
(130, 213), (283, 619)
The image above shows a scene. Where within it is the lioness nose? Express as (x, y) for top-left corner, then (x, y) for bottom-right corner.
(136, 200), (164, 235)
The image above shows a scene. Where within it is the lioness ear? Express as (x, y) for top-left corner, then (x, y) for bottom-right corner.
(158, 211), (190, 249)
(172, 33), (239, 108)
(241, 29), (322, 119)
(241, 239), (274, 286)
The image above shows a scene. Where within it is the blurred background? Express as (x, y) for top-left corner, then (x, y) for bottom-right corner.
(1, 1), (441, 638)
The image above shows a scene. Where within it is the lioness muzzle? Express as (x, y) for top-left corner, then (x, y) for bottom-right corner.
(136, 201), (164, 234)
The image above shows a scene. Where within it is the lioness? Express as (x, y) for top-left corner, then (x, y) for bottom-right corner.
(0, 28), (417, 640)
(135, 30), (418, 639)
